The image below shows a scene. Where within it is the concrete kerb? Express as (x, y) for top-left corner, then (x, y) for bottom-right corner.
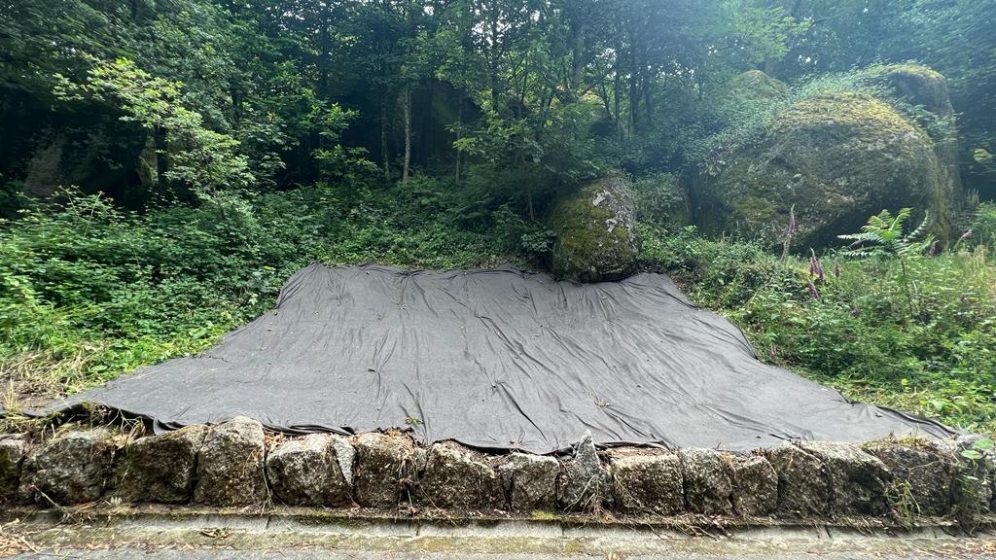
(2, 418), (994, 528)
(3, 506), (996, 557)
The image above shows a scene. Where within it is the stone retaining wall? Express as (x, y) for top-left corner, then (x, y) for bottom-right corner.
(2, 418), (993, 523)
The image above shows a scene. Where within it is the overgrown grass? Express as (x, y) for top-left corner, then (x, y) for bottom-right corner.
(641, 223), (996, 434)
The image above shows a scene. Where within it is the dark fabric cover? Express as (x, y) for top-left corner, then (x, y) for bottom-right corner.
(43, 265), (951, 453)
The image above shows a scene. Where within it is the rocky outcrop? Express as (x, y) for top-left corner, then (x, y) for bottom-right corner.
(0, 434), (28, 502)
(548, 176), (640, 283)
(558, 433), (612, 511)
(112, 425), (206, 504)
(498, 453), (559, 512)
(609, 450), (683, 514)
(730, 454), (778, 516)
(22, 429), (117, 505)
(680, 448), (734, 515)
(704, 92), (945, 248)
(631, 173), (692, 230)
(194, 417), (267, 507)
(420, 442), (501, 510)
(353, 432), (421, 508)
(865, 64), (962, 238)
(725, 70), (789, 101)
(266, 434), (351, 507)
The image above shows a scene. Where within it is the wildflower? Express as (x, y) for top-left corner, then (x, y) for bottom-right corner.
(807, 279), (821, 300)
(809, 249), (825, 282)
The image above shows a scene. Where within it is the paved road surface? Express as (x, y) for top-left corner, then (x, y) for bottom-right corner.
(10, 550), (996, 559)
(5, 511), (996, 560)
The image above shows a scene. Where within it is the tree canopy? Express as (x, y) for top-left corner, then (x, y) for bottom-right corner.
(2, 0), (993, 209)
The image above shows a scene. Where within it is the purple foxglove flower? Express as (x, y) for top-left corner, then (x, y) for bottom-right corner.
(807, 279), (821, 300)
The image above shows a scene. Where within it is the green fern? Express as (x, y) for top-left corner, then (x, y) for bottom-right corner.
(838, 208), (934, 259)
(838, 208), (934, 317)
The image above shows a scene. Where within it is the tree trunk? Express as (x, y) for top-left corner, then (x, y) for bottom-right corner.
(318, 5), (331, 99)
(402, 86), (412, 184)
(381, 94), (390, 180)
(455, 98), (463, 183)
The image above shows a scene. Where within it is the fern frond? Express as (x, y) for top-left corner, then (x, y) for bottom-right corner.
(908, 210), (931, 241)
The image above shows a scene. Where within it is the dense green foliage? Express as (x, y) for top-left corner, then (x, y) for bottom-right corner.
(642, 220), (996, 434)
(3, 0), (995, 205)
(1, 1), (994, 434)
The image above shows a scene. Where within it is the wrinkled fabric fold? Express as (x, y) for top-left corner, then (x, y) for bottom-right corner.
(40, 264), (952, 453)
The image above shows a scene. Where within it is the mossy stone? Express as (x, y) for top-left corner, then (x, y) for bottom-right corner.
(725, 70), (789, 101)
(548, 176), (640, 283)
(864, 64), (962, 239)
(704, 92), (944, 248)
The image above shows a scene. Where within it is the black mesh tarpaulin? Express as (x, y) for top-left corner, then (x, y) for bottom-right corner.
(40, 265), (951, 453)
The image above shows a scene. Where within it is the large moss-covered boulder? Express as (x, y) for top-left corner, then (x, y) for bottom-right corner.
(864, 64), (962, 238)
(725, 70), (789, 101)
(867, 64), (955, 119)
(704, 92), (945, 247)
(549, 176), (640, 283)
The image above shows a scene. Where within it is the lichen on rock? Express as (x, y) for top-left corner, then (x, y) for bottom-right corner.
(420, 442), (501, 510)
(558, 433), (612, 511)
(609, 449), (683, 515)
(730, 454), (778, 516)
(23, 429), (117, 505)
(548, 175), (640, 283)
(498, 453), (558, 512)
(863, 438), (957, 517)
(0, 434), (28, 502)
(680, 448), (734, 515)
(799, 441), (892, 516)
(194, 416), (267, 507)
(353, 432), (421, 508)
(266, 433), (351, 507)
(763, 443), (831, 517)
(112, 425), (206, 504)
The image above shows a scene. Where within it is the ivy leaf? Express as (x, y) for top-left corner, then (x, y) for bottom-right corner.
(961, 449), (983, 460)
